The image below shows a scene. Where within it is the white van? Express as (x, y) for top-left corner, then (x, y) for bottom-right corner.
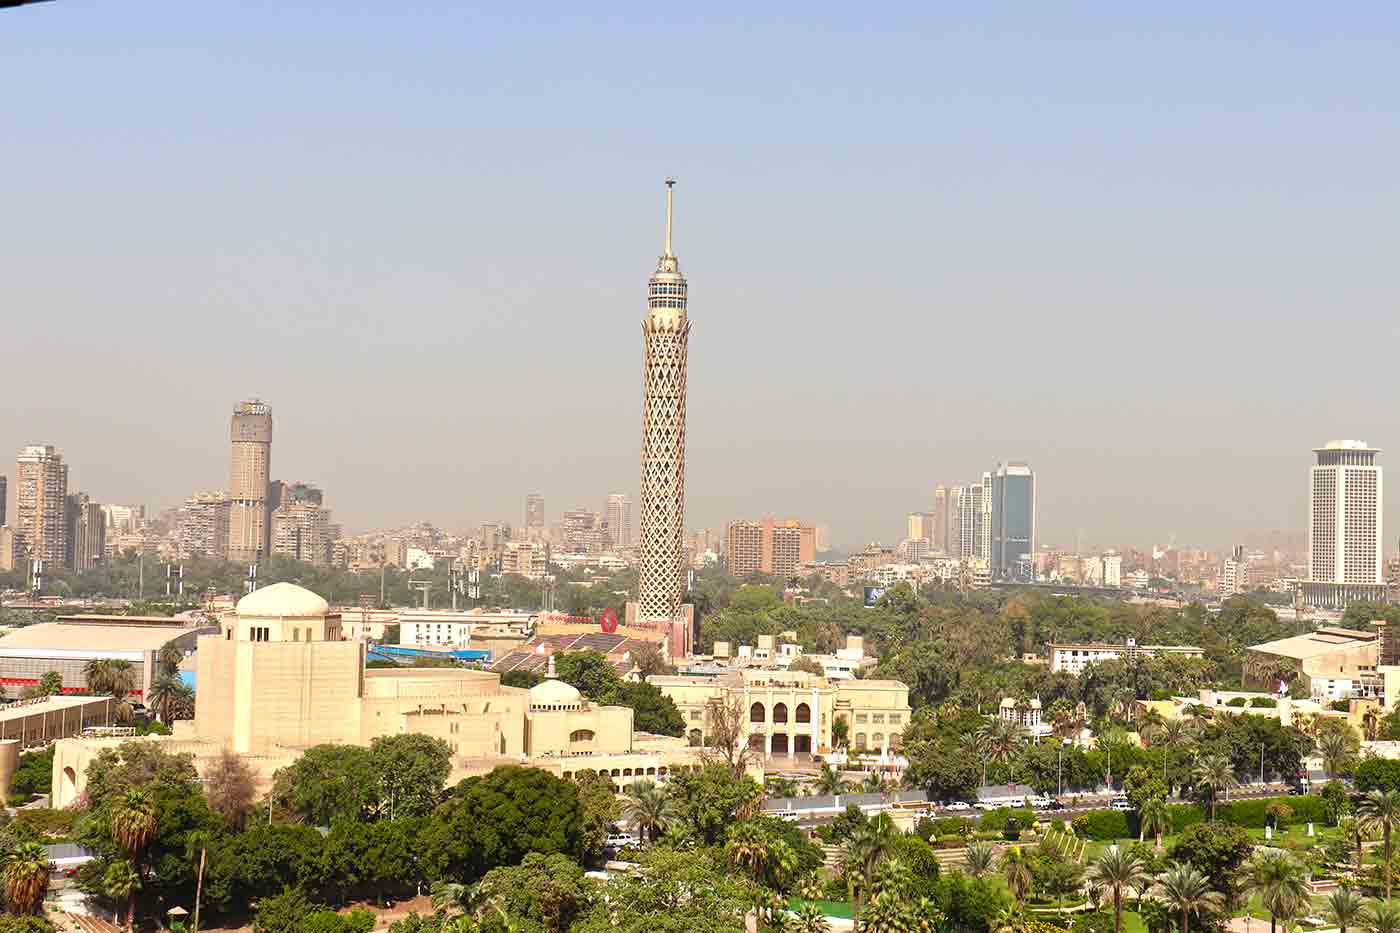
(1109, 797), (1132, 812)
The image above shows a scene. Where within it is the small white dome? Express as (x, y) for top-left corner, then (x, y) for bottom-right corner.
(236, 582), (329, 619)
(529, 678), (582, 709)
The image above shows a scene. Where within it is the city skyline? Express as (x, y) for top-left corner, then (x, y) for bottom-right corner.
(5, 6), (1400, 549)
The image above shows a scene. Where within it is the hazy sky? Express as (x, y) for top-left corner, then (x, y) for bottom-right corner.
(4, 4), (1399, 551)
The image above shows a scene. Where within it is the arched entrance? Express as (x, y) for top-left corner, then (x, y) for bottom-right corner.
(771, 733), (789, 755)
(750, 702), (766, 723)
(794, 734), (812, 754)
(773, 703), (788, 724)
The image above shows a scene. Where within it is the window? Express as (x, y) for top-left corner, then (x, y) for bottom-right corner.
(773, 703), (789, 724)
(570, 729), (596, 743)
(750, 702), (766, 723)
(795, 703), (811, 724)
(889, 714), (902, 724)
(292, 629), (300, 642)
(872, 713), (885, 724)
(855, 714), (868, 724)
(689, 710), (702, 721)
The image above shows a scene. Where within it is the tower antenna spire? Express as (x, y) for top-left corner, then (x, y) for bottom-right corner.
(664, 177), (676, 257)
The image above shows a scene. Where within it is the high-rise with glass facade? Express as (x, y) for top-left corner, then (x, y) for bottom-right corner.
(990, 461), (1036, 578)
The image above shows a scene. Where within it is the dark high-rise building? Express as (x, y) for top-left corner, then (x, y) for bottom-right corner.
(15, 445), (68, 568)
(991, 461), (1036, 578)
(65, 492), (105, 572)
(525, 493), (545, 533)
(0, 474), (7, 528)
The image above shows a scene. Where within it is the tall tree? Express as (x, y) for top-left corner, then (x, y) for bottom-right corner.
(622, 781), (674, 843)
(1088, 846), (1149, 933)
(1193, 754), (1238, 820)
(1324, 886), (1366, 933)
(203, 748), (257, 828)
(1242, 851), (1309, 933)
(1152, 863), (1222, 933)
(1357, 789), (1400, 899)
(103, 859), (142, 932)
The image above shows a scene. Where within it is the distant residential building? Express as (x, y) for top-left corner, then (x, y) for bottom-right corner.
(561, 508), (604, 554)
(0, 475), (6, 528)
(178, 492), (230, 560)
(990, 461), (1035, 578)
(1048, 639), (1204, 675)
(957, 480), (990, 563)
(100, 504), (144, 535)
(1221, 545), (1249, 597)
(404, 546), (434, 571)
(944, 486), (964, 558)
(382, 538), (408, 568)
(725, 520), (762, 577)
(65, 493), (105, 572)
(271, 500), (332, 565)
(0, 527), (14, 572)
(724, 518), (813, 579)
(1304, 440), (1386, 609)
(998, 697), (1049, 736)
(501, 541), (547, 579)
(525, 493), (545, 534)
(605, 494), (632, 548)
(15, 445), (69, 568)
(1101, 553), (1123, 588)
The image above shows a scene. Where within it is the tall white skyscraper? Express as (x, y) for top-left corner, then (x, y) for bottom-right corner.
(637, 179), (690, 624)
(1305, 440), (1385, 610)
(605, 493), (632, 548)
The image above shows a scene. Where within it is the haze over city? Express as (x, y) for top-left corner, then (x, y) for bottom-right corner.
(5, 4), (1400, 549)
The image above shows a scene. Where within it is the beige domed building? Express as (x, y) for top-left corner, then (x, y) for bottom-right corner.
(52, 582), (707, 808)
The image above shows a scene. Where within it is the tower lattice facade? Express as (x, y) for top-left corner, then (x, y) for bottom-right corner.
(638, 179), (690, 622)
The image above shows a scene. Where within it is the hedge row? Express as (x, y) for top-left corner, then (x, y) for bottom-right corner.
(1071, 796), (1326, 840)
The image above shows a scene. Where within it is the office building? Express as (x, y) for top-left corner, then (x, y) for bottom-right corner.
(1101, 553), (1122, 588)
(1304, 440), (1387, 609)
(0, 528), (13, 572)
(227, 400), (273, 564)
(762, 518), (804, 580)
(931, 485), (949, 552)
(0, 475), (6, 529)
(990, 461), (1035, 578)
(101, 505), (144, 535)
(605, 493), (632, 549)
(178, 493), (230, 560)
(561, 508), (604, 554)
(724, 518), (814, 579)
(15, 445), (69, 568)
(945, 486), (964, 558)
(525, 494), (545, 534)
(65, 493), (105, 572)
(637, 178), (690, 626)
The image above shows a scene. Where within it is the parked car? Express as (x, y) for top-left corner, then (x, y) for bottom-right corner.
(1028, 795), (1054, 809)
(605, 832), (638, 849)
(773, 809), (800, 821)
(1109, 796), (1133, 812)
(944, 800), (972, 811)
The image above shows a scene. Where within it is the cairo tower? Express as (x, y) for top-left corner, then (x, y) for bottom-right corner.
(633, 179), (693, 653)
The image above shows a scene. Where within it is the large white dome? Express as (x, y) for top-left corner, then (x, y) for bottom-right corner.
(235, 582), (330, 619)
(529, 677), (582, 710)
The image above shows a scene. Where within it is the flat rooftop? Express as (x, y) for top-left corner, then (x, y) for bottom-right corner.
(0, 695), (111, 722)
(0, 622), (210, 656)
(1250, 628), (1379, 661)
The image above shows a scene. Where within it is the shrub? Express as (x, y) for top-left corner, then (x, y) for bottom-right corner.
(932, 816), (973, 837)
(1331, 700), (1351, 712)
(1250, 697), (1277, 709)
(1003, 817), (1021, 841)
(1071, 810), (1130, 841)
(1226, 698), (1248, 707)
(979, 807), (1035, 831)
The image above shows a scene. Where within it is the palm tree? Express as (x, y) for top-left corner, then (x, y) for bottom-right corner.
(1157, 719), (1194, 786)
(83, 658), (114, 694)
(103, 859), (141, 932)
(1357, 789), (1400, 899)
(1319, 730), (1354, 779)
(792, 903), (830, 933)
(430, 880), (468, 915)
(1138, 797), (1171, 848)
(1363, 707), (1382, 742)
(1243, 851), (1310, 933)
(146, 673), (185, 724)
(157, 642), (183, 675)
(727, 822), (796, 890)
(1135, 707), (1165, 744)
(964, 841), (996, 878)
(862, 771), (888, 793)
(1325, 886), (1366, 933)
(1193, 754), (1239, 820)
(1367, 899), (1400, 933)
(2, 843), (51, 915)
(1183, 704), (1213, 729)
(766, 777), (799, 799)
(107, 659), (137, 699)
(111, 789), (157, 858)
(978, 718), (1027, 784)
(1087, 846), (1149, 933)
(1153, 863), (1222, 933)
(622, 781), (674, 843)
(1000, 846), (1033, 905)
(814, 765), (846, 796)
(38, 671), (63, 696)
(841, 813), (896, 926)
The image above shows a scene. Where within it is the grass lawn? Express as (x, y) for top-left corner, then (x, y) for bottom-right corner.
(788, 898), (854, 919)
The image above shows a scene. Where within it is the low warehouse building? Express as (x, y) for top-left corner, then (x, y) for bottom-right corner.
(0, 617), (215, 697)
